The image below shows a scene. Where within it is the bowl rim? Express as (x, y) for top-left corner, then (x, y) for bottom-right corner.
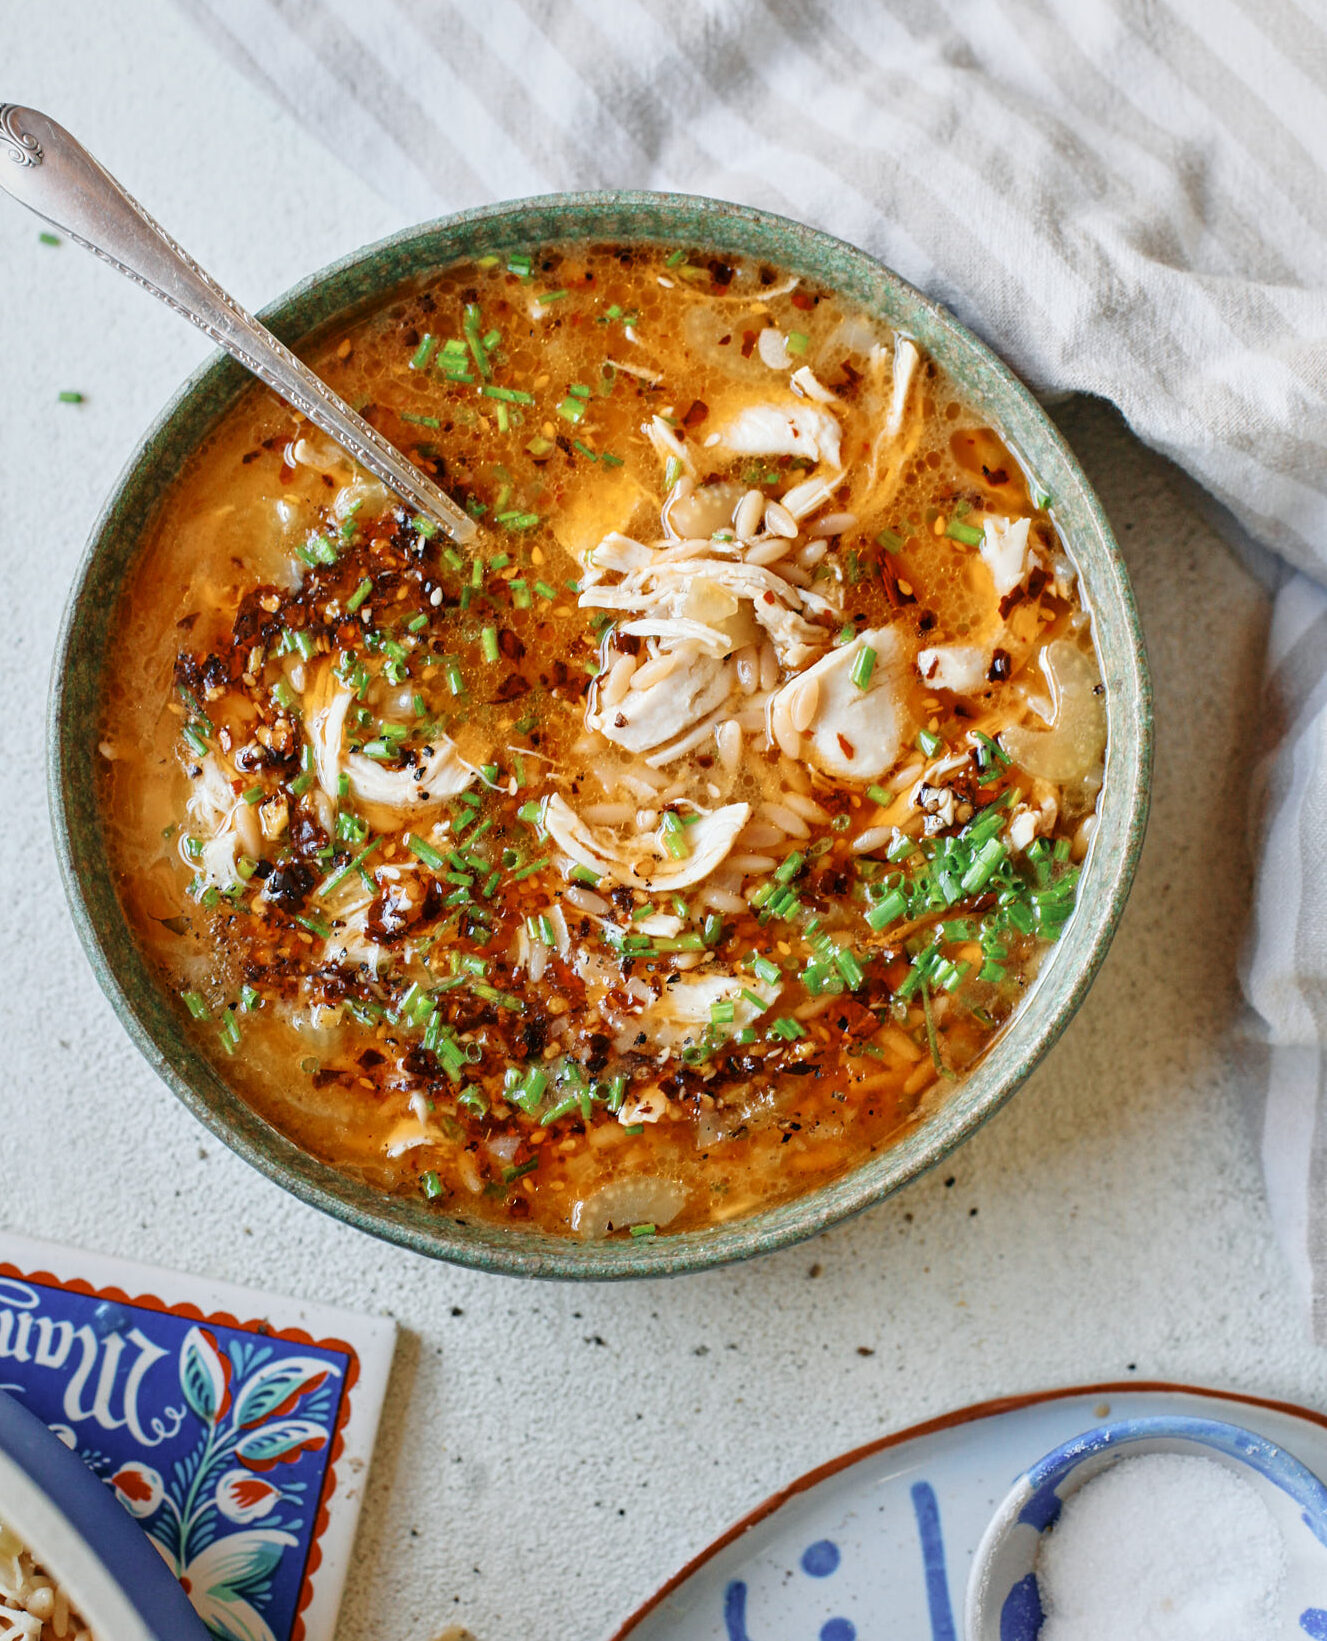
(48, 188), (1153, 1279)
(963, 1413), (1327, 1638)
(0, 1388), (211, 1641)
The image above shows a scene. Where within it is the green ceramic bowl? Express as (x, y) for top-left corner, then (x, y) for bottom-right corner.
(49, 192), (1152, 1279)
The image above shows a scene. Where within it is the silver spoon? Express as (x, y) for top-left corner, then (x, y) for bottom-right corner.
(0, 103), (477, 546)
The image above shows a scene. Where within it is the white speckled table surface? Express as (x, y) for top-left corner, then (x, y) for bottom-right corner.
(1, 6), (1319, 1638)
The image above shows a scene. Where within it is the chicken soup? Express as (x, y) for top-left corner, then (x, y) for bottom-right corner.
(98, 242), (1106, 1239)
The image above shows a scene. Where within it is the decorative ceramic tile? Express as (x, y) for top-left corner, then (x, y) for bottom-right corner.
(611, 1385), (1327, 1640)
(0, 1230), (394, 1641)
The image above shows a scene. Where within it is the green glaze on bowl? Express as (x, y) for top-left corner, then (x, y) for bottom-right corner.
(48, 193), (1152, 1279)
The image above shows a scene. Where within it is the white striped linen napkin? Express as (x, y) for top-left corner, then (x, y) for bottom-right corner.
(175, 0), (1327, 1325)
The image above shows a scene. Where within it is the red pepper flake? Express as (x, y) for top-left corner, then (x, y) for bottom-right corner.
(791, 290), (816, 311)
(682, 399), (709, 428)
(740, 329), (759, 358)
(878, 556), (915, 608)
(837, 732), (855, 759)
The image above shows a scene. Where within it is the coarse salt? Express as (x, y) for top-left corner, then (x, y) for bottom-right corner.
(1036, 1452), (1287, 1641)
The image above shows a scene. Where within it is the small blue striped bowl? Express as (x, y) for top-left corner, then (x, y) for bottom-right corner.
(964, 1414), (1327, 1640)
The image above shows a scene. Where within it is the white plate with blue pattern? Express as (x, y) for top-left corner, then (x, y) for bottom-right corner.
(608, 1383), (1327, 1641)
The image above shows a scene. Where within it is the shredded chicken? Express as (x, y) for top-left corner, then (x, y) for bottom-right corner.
(917, 643), (988, 693)
(863, 336), (922, 502)
(769, 627), (913, 782)
(615, 973), (781, 1055)
(585, 644), (732, 754)
(543, 792), (750, 891)
(980, 515), (1033, 598)
(305, 664), (476, 815)
(703, 397), (843, 468)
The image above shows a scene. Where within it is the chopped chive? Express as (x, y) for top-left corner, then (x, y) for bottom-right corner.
(463, 303), (492, 380)
(421, 1170), (444, 1200)
(972, 729), (1011, 768)
(241, 785), (264, 806)
(571, 865), (602, 886)
(346, 578), (373, 614)
(537, 289), (568, 304)
(945, 518), (984, 547)
(773, 851), (804, 884)
(39, 231), (60, 246)
(786, 331), (810, 355)
(510, 856), (551, 881)
(769, 1016), (807, 1041)
(294, 913), (331, 939)
(481, 385), (534, 404)
(58, 391), (84, 404)
(867, 784), (891, 806)
(217, 1011), (241, 1054)
(556, 395), (587, 424)
(629, 1223), (656, 1237)
(507, 253), (533, 278)
(401, 411), (441, 428)
(406, 833), (448, 872)
(921, 983), (949, 1074)
(661, 825), (690, 860)
(866, 888), (908, 930)
(851, 645), (877, 690)
(534, 579), (557, 601)
(480, 625), (501, 663)
(318, 839), (381, 898)
(181, 990), (210, 1020)
(410, 333), (438, 370)
(751, 955), (782, 986)
(875, 528), (904, 553)
(665, 249), (686, 267)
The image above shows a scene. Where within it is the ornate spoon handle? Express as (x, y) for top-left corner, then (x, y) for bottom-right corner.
(0, 103), (476, 545)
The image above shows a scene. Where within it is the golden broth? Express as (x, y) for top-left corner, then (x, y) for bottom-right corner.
(98, 242), (1104, 1239)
